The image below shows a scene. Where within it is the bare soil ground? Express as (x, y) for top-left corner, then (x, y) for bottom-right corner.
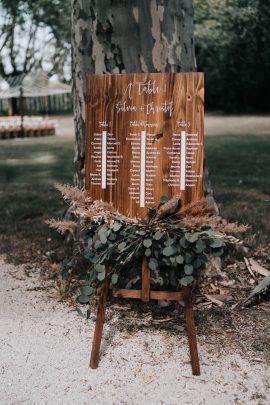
(0, 257), (269, 405)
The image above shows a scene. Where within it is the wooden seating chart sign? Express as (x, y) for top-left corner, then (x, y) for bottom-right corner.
(85, 73), (204, 376)
(85, 72), (204, 218)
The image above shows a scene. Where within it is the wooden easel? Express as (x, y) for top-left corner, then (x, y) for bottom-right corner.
(89, 259), (200, 375)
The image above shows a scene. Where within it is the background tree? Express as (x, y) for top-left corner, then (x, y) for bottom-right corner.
(195, 0), (270, 112)
(71, 0), (196, 187)
(0, 0), (71, 83)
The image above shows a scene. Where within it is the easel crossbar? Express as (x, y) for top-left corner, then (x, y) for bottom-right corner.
(111, 288), (183, 301)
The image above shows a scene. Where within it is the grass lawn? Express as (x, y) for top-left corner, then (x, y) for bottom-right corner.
(205, 134), (270, 247)
(0, 132), (269, 264)
(0, 136), (74, 263)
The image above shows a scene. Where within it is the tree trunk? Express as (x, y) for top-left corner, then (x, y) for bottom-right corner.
(71, 0), (196, 187)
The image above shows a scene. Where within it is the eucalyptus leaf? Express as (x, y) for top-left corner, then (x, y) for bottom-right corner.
(200, 229), (216, 237)
(153, 231), (163, 241)
(89, 255), (99, 264)
(86, 238), (93, 248)
(185, 252), (194, 264)
(113, 222), (122, 232)
(209, 239), (224, 248)
(162, 245), (176, 257)
(180, 275), (194, 286)
(176, 255), (184, 264)
(118, 242), (127, 251)
(95, 264), (105, 273)
(143, 239), (152, 248)
(185, 233), (199, 243)
(77, 294), (90, 304)
(97, 270), (106, 281)
(199, 253), (207, 263)
(99, 233), (107, 244)
(160, 195), (169, 204)
(94, 240), (102, 250)
(80, 286), (94, 296)
(111, 274), (119, 285)
(108, 232), (117, 241)
(245, 275), (270, 302)
(149, 258), (157, 271)
(98, 228), (106, 237)
(145, 248), (151, 257)
(194, 239), (206, 253)
(180, 237), (190, 249)
(184, 264), (193, 275)
(84, 248), (92, 260)
(164, 238), (175, 246)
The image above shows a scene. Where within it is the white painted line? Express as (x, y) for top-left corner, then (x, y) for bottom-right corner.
(101, 131), (107, 189)
(180, 131), (186, 191)
(140, 131), (146, 207)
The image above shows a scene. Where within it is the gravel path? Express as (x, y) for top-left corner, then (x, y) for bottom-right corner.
(0, 256), (269, 405)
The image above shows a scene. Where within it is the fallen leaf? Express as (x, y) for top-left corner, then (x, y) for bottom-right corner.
(220, 280), (235, 287)
(204, 294), (224, 306)
(244, 257), (256, 279)
(75, 307), (84, 318)
(244, 275), (270, 303)
(152, 317), (173, 324)
(110, 304), (132, 311)
(249, 258), (270, 277)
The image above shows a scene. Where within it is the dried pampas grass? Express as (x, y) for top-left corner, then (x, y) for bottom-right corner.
(54, 183), (89, 206)
(51, 184), (248, 238)
(46, 219), (77, 235)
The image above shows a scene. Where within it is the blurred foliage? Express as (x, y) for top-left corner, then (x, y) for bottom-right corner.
(195, 0), (270, 112)
(0, 0), (70, 81)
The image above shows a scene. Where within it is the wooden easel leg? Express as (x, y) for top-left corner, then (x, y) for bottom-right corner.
(182, 286), (200, 376)
(141, 258), (150, 302)
(89, 277), (110, 369)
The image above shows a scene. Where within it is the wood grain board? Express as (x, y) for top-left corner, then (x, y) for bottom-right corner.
(85, 72), (204, 218)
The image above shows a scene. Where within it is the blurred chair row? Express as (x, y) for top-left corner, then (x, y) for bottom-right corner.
(0, 116), (57, 139)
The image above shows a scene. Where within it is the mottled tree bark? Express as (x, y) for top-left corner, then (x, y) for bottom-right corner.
(71, 0), (196, 187)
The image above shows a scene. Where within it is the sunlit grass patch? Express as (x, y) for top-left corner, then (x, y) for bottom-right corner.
(205, 134), (270, 246)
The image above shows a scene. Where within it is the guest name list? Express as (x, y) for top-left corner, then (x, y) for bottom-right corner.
(85, 73), (204, 218)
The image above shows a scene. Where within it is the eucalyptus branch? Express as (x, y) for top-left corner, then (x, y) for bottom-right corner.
(48, 185), (248, 303)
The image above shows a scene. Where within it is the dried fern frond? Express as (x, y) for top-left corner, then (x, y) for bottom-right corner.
(54, 183), (88, 206)
(179, 198), (216, 217)
(73, 199), (117, 221)
(46, 219), (77, 234)
(181, 213), (248, 235)
(50, 185), (248, 238)
(181, 213), (219, 229)
(215, 221), (249, 234)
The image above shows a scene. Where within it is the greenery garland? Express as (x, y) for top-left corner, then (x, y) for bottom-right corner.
(47, 184), (247, 304)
